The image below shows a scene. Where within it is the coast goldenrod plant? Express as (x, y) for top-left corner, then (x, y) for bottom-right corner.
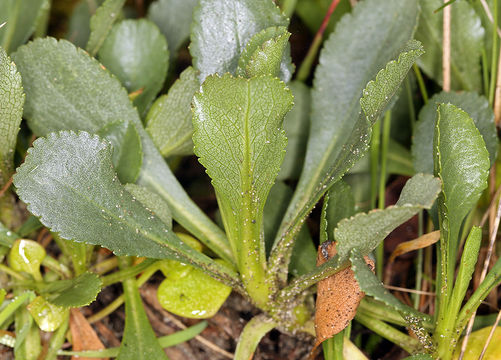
(1, 0), (501, 359)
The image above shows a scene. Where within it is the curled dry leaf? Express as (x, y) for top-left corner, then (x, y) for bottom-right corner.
(314, 241), (374, 349)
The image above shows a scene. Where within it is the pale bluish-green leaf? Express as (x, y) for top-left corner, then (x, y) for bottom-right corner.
(190, 0), (289, 82)
(39, 272), (102, 308)
(412, 91), (497, 174)
(13, 131), (239, 287)
(351, 249), (430, 322)
(145, 66), (199, 157)
(415, 0), (484, 91)
(98, 19), (169, 115)
(277, 81), (310, 180)
(0, 0), (45, 53)
(147, 0), (198, 58)
(86, 0), (125, 56)
(0, 47), (24, 186)
(125, 183), (172, 227)
(97, 119), (142, 184)
(270, 36), (424, 282)
(236, 26), (291, 79)
(335, 174), (441, 262)
(157, 259), (231, 318)
(192, 74), (292, 300)
(12, 37), (233, 265)
(434, 103), (490, 291)
(118, 265), (168, 360)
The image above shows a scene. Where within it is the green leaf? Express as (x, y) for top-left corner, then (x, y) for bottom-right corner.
(335, 174), (441, 262)
(434, 103), (490, 298)
(350, 249), (434, 350)
(145, 66), (199, 157)
(98, 19), (169, 115)
(262, 182), (316, 276)
(8, 239), (46, 279)
(13, 131), (240, 287)
(270, 36), (424, 282)
(39, 272), (102, 308)
(147, 0), (198, 58)
(192, 74), (293, 302)
(412, 91), (497, 174)
(236, 26), (292, 79)
(277, 81), (310, 180)
(97, 120), (142, 184)
(86, 0), (125, 56)
(14, 306), (41, 360)
(0, 221), (17, 247)
(65, 0), (100, 48)
(27, 296), (68, 332)
(234, 314), (277, 360)
(415, 0), (484, 91)
(351, 250), (429, 322)
(118, 260), (168, 360)
(0, 46), (24, 186)
(403, 355), (433, 360)
(157, 259), (231, 318)
(190, 0), (290, 82)
(12, 36), (233, 265)
(325, 181), (355, 243)
(124, 183), (172, 227)
(0, 0), (45, 53)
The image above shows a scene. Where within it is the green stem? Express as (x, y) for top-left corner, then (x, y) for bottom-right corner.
(355, 311), (421, 354)
(0, 263), (26, 281)
(45, 312), (69, 360)
(414, 211), (424, 309)
(489, 0), (499, 106)
(234, 314), (277, 360)
(370, 120), (381, 210)
(405, 76), (417, 132)
(413, 64), (428, 104)
(482, 48), (490, 97)
(101, 258), (156, 287)
(376, 111), (391, 279)
(296, 0), (342, 82)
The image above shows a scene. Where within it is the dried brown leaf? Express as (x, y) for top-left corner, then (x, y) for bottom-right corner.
(388, 230), (440, 264)
(69, 308), (108, 360)
(314, 241), (374, 349)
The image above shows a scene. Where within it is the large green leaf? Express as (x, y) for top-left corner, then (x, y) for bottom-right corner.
(0, 0), (45, 53)
(269, 37), (424, 283)
(412, 91), (497, 174)
(145, 66), (199, 157)
(190, 0), (290, 82)
(434, 103), (490, 298)
(36, 272), (102, 308)
(147, 0), (198, 58)
(124, 184), (172, 227)
(98, 19), (169, 115)
(415, 0), (484, 91)
(65, 0), (101, 48)
(0, 47), (24, 186)
(12, 37), (233, 265)
(13, 131), (240, 287)
(86, 0), (125, 56)
(335, 174), (441, 262)
(277, 81), (310, 180)
(118, 261), (168, 360)
(325, 181), (355, 243)
(192, 74), (293, 301)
